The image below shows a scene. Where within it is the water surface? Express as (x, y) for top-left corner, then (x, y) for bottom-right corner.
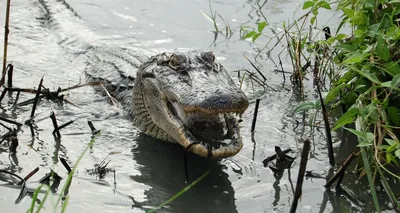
(0, 0), (396, 212)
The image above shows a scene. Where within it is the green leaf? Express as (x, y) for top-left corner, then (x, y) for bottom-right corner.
(342, 91), (358, 105)
(293, 102), (316, 113)
(381, 81), (393, 88)
(344, 127), (369, 143)
(311, 16), (316, 25)
(386, 141), (399, 153)
(379, 13), (392, 30)
(243, 31), (257, 39)
(352, 12), (366, 26)
(391, 74), (400, 88)
(363, 44), (374, 53)
(365, 0), (375, 8)
(336, 44), (357, 52)
(252, 33), (261, 43)
(336, 33), (349, 41)
(387, 106), (400, 126)
(385, 138), (398, 146)
(342, 8), (354, 18)
(353, 67), (380, 84)
(333, 108), (359, 130)
(312, 9), (319, 16)
(258, 22), (267, 33)
(385, 62), (400, 76)
(386, 152), (394, 164)
(303, 1), (315, 9)
(343, 52), (364, 64)
(318, 1), (331, 9)
(376, 35), (390, 62)
(325, 84), (346, 104)
(396, 149), (400, 160)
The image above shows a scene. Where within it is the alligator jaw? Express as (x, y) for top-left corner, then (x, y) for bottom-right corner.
(168, 101), (244, 159)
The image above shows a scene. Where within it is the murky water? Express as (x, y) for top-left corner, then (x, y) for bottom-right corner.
(0, 0), (397, 212)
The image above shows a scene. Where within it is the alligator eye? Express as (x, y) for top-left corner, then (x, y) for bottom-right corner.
(201, 52), (215, 64)
(169, 54), (180, 69)
(213, 62), (220, 72)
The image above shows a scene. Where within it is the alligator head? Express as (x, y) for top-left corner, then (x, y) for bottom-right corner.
(132, 51), (249, 159)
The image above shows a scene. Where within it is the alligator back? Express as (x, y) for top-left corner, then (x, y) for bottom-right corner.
(84, 47), (150, 117)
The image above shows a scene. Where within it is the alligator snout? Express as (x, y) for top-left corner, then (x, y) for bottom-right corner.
(199, 92), (249, 113)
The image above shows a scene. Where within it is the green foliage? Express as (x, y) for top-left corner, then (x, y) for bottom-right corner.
(288, 0), (400, 210)
(241, 21), (268, 42)
(26, 132), (101, 212)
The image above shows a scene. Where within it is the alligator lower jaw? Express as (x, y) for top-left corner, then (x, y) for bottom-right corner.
(169, 102), (244, 159)
(186, 113), (243, 159)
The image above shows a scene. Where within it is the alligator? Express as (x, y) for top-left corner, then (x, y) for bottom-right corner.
(85, 47), (249, 159)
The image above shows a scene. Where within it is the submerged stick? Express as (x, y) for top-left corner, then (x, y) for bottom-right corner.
(0, 116), (22, 126)
(0, 87), (7, 102)
(316, 82), (335, 166)
(50, 111), (61, 138)
(244, 55), (267, 81)
(1, 0), (12, 87)
(12, 90), (20, 107)
(30, 77), (44, 118)
(251, 99), (260, 132)
(9, 130), (18, 153)
(289, 139), (311, 213)
(54, 120), (74, 134)
(7, 64), (13, 89)
(325, 152), (356, 188)
(87, 121), (96, 132)
(59, 157), (72, 173)
(17, 167), (40, 185)
(263, 148), (293, 166)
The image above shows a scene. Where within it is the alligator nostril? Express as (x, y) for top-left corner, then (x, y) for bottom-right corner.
(218, 98), (228, 104)
(202, 94), (233, 108)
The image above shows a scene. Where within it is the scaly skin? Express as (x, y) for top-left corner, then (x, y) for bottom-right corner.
(85, 47), (249, 159)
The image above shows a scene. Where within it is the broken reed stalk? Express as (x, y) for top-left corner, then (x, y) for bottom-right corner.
(1, 0), (11, 87)
(16, 167), (40, 185)
(0, 116), (22, 126)
(54, 120), (74, 134)
(113, 169), (116, 185)
(7, 64), (13, 89)
(50, 111), (61, 138)
(289, 139), (311, 213)
(325, 152), (356, 188)
(278, 54), (286, 84)
(262, 148), (293, 166)
(13, 90), (20, 106)
(59, 157), (72, 173)
(9, 130), (18, 153)
(87, 120), (96, 132)
(0, 87), (7, 102)
(251, 98), (260, 132)
(316, 82), (335, 166)
(30, 77), (44, 118)
(244, 55), (267, 81)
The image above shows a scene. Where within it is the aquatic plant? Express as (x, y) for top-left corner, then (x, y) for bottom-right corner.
(241, 0), (400, 211)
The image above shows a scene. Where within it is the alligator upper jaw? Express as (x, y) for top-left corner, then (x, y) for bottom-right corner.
(168, 101), (244, 159)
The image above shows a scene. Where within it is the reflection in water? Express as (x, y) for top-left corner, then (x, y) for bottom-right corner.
(131, 133), (237, 213)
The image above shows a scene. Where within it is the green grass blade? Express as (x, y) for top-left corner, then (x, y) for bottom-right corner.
(55, 132), (101, 208)
(146, 170), (210, 213)
(360, 147), (381, 212)
(28, 184), (43, 213)
(376, 164), (400, 211)
(35, 186), (50, 213)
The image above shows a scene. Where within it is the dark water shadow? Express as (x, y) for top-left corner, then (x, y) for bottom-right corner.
(323, 128), (400, 212)
(131, 133), (237, 213)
